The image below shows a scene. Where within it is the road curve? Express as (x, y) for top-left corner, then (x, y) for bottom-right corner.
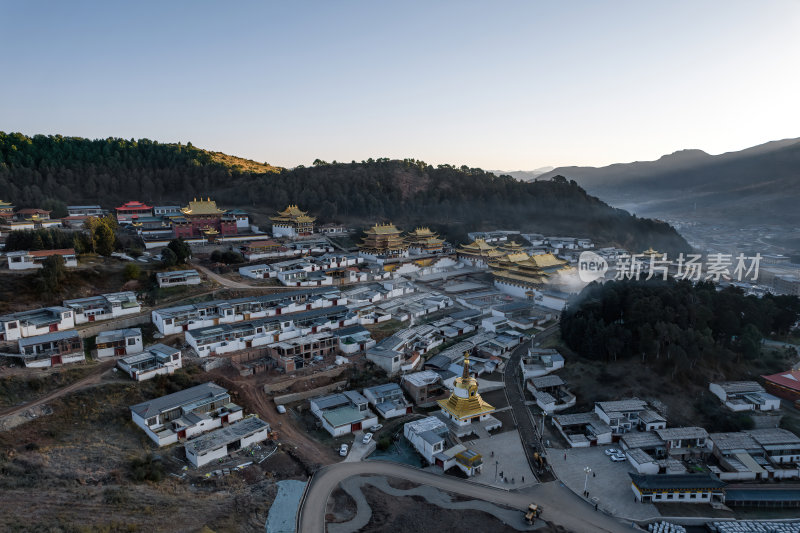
(297, 460), (636, 533)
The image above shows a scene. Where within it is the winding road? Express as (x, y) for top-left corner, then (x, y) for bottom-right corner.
(297, 460), (636, 533)
(502, 324), (560, 482)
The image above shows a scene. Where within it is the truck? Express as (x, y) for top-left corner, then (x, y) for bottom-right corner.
(524, 503), (542, 524)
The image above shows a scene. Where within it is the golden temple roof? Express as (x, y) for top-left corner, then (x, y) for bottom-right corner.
(0, 200), (13, 208)
(270, 204), (316, 224)
(181, 198), (224, 216)
(276, 204), (308, 217)
(642, 247), (663, 258)
(437, 353), (495, 421)
(364, 222), (403, 235)
(499, 240), (525, 252)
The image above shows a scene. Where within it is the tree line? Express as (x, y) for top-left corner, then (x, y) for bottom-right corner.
(560, 278), (800, 377)
(0, 132), (690, 252)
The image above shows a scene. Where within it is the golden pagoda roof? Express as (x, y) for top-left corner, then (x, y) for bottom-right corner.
(276, 204), (308, 217)
(437, 353), (495, 421)
(181, 198), (224, 215)
(642, 247), (662, 257)
(460, 238), (496, 251)
(364, 222), (403, 235)
(500, 241), (525, 251)
(408, 227), (435, 236)
(201, 226), (219, 235)
(0, 200), (13, 208)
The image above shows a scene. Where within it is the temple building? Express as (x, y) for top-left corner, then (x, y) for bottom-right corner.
(498, 240), (526, 255)
(116, 201), (153, 224)
(0, 200), (13, 222)
(456, 238), (505, 268)
(270, 205), (316, 238)
(438, 353), (501, 437)
(490, 252), (574, 298)
(405, 227), (445, 255)
(172, 198), (238, 239)
(358, 223), (409, 262)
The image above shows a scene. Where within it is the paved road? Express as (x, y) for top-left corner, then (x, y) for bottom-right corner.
(502, 324), (560, 482)
(297, 460), (636, 533)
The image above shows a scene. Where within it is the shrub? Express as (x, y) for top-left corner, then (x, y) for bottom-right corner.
(130, 454), (165, 482)
(124, 263), (141, 281)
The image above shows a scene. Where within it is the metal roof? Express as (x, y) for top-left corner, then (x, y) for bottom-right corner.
(322, 406), (364, 428)
(18, 329), (80, 347)
(403, 370), (441, 387)
(629, 473), (725, 490)
(130, 382), (228, 419)
(655, 427), (708, 441)
(184, 417), (269, 455)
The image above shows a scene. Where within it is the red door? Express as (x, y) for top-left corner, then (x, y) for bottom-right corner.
(49, 324), (58, 332)
(88, 315), (95, 322)
(222, 415), (229, 424)
(115, 347), (125, 356)
(178, 430), (186, 439)
(351, 422), (362, 432)
(406, 406), (413, 414)
(50, 355), (62, 366)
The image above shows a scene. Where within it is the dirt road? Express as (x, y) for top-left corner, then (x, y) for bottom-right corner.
(0, 359), (117, 419)
(208, 370), (338, 468)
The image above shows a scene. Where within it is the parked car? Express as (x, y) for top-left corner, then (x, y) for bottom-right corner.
(339, 444), (349, 457)
(362, 432), (373, 444)
(372, 424), (383, 432)
(604, 448), (620, 456)
(610, 453), (626, 462)
(276, 405), (287, 414)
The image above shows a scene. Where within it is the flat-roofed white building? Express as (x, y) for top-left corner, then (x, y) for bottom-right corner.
(151, 288), (343, 335)
(117, 344), (182, 381)
(709, 381), (782, 412)
(129, 382), (244, 446)
(6, 249), (77, 270)
(64, 291), (142, 324)
(404, 416), (448, 463)
(363, 383), (413, 419)
(17, 330), (84, 368)
(185, 417), (271, 467)
(96, 328), (143, 358)
(156, 269), (202, 288)
(630, 473), (726, 504)
(309, 390), (377, 437)
(0, 306), (75, 342)
(184, 305), (356, 357)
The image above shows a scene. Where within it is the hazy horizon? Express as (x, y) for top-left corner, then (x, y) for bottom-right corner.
(2, 1), (799, 170)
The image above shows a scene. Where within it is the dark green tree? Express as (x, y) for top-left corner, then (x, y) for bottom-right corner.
(167, 239), (191, 264)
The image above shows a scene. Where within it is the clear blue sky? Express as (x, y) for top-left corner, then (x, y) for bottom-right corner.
(2, 1), (799, 170)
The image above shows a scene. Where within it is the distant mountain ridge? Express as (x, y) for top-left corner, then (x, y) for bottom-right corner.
(530, 137), (800, 224)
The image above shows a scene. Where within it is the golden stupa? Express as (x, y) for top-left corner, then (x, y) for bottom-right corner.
(438, 353), (495, 422)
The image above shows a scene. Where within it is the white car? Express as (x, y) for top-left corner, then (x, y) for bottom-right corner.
(610, 453), (626, 462)
(372, 424), (383, 432)
(339, 444), (349, 457)
(276, 405), (287, 414)
(362, 432), (373, 444)
(604, 448), (620, 456)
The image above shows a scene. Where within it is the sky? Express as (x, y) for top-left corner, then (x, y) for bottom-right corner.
(1, 1), (799, 170)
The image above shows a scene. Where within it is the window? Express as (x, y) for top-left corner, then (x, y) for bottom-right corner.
(128, 338), (137, 346)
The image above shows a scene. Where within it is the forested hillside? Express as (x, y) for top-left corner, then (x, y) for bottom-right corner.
(561, 278), (800, 377)
(0, 132), (690, 251)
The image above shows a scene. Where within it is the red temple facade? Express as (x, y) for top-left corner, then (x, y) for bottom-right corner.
(172, 198), (238, 239)
(116, 201), (153, 223)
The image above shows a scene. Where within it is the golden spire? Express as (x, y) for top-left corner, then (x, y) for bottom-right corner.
(462, 351), (471, 380)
